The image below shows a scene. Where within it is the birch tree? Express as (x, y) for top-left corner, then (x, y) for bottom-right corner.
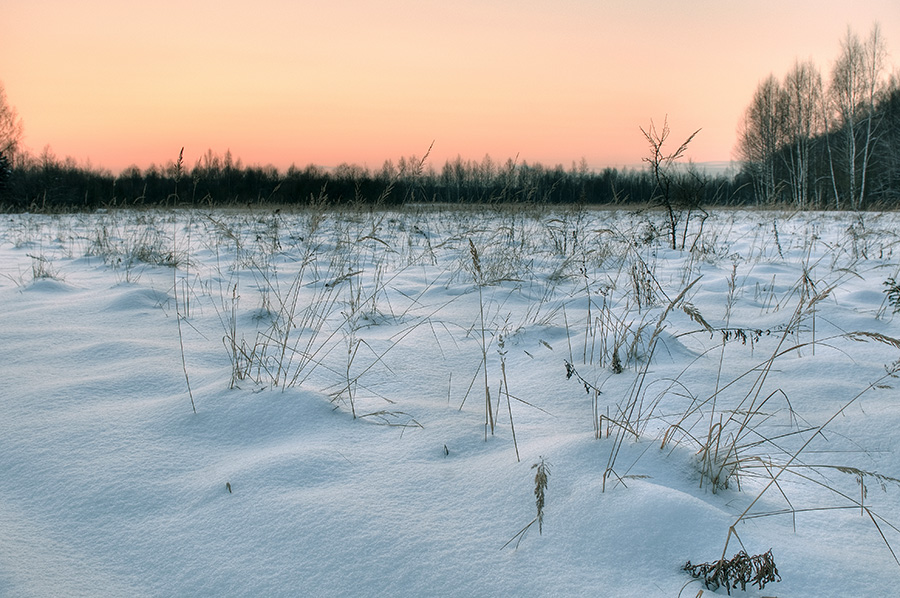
(737, 75), (785, 204)
(782, 60), (823, 207)
(827, 25), (887, 209)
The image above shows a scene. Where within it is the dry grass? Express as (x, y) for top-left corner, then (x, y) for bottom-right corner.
(6, 204), (900, 588)
(683, 549), (780, 595)
(502, 457), (550, 550)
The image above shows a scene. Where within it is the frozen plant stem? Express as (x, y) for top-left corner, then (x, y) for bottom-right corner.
(499, 334), (519, 462)
(501, 457), (550, 550)
(174, 221), (196, 414)
(470, 239), (494, 439)
(480, 283), (492, 439)
(170, 150), (196, 414)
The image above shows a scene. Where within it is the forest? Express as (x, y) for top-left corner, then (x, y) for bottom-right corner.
(0, 25), (897, 212)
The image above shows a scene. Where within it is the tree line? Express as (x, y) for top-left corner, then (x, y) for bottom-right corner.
(0, 24), (897, 212)
(0, 145), (745, 211)
(737, 24), (900, 209)
(0, 84), (750, 211)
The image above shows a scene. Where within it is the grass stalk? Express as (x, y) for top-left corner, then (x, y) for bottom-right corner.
(470, 239), (495, 439)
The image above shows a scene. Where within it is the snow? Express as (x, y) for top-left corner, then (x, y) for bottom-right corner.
(2, 207), (900, 597)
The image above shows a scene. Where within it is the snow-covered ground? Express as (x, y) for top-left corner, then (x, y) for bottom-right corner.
(2, 206), (900, 597)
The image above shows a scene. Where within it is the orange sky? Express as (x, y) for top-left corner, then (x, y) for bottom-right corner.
(2, 0), (898, 174)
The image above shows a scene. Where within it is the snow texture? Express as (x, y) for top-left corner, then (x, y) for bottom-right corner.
(2, 207), (900, 597)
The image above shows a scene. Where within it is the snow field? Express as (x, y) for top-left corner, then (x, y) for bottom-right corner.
(1, 206), (900, 596)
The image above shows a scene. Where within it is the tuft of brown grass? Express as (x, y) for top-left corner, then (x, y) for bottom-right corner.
(683, 549), (780, 595)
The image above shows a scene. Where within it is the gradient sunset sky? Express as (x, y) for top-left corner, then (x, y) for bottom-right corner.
(2, 1), (898, 173)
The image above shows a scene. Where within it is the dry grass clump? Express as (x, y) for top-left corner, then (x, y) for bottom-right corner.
(26, 252), (57, 280)
(86, 212), (184, 277)
(885, 277), (900, 314)
(200, 206), (444, 425)
(683, 549), (780, 595)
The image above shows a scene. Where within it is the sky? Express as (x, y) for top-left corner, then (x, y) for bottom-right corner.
(1, 0), (898, 174)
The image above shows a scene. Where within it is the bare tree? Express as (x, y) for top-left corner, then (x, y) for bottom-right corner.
(827, 24), (888, 209)
(737, 75), (785, 204)
(859, 24), (889, 205)
(782, 60), (823, 207)
(0, 82), (24, 159)
(641, 116), (701, 250)
(875, 73), (900, 205)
